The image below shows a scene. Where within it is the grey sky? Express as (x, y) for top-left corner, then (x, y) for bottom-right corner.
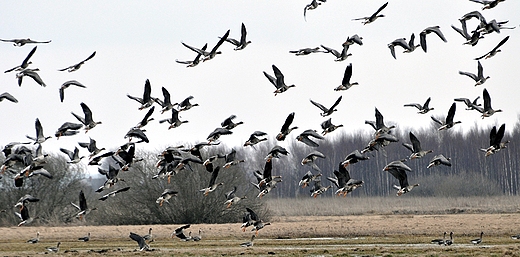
(1, 1), (518, 169)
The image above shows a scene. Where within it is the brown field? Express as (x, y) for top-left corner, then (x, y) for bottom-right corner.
(2, 213), (520, 256)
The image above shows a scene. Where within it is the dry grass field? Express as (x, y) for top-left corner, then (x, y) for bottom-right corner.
(3, 197), (520, 256)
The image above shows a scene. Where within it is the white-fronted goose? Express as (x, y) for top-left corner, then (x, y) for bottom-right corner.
(203, 29), (230, 62)
(129, 232), (149, 251)
(16, 68), (46, 87)
(310, 95), (342, 116)
(244, 131), (268, 148)
(225, 23), (251, 50)
(4, 46), (37, 73)
(27, 232), (40, 244)
(71, 102), (102, 132)
(427, 154), (452, 168)
(71, 190), (96, 221)
(419, 26), (447, 53)
(26, 118), (51, 144)
(127, 79), (155, 110)
(299, 170), (322, 188)
(352, 2), (388, 25)
(59, 80), (86, 102)
(321, 44), (352, 62)
(301, 151), (325, 171)
(264, 64), (295, 96)
(224, 186), (246, 208)
(481, 123), (508, 156)
(276, 112), (298, 141)
(0, 38), (51, 47)
(404, 97), (434, 114)
(334, 63), (358, 91)
(320, 118), (343, 135)
(58, 51), (96, 72)
(478, 88), (502, 118)
(0, 92), (18, 103)
(431, 103), (461, 130)
(475, 36), (509, 60)
(459, 61), (489, 86)
(156, 189), (178, 206)
(402, 131), (433, 159)
(471, 231), (484, 244)
(296, 129), (324, 147)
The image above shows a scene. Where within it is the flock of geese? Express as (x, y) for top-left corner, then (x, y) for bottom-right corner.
(0, 0), (516, 253)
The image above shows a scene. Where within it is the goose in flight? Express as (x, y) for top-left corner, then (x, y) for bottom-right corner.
(454, 96), (481, 111)
(0, 92), (18, 103)
(420, 26), (447, 53)
(478, 88), (502, 118)
(71, 190), (96, 221)
(206, 127), (233, 143)
(58, 51), (96, 72)
(26, 118), (51, 144)
(172, 224), (191, 240)
(15, 204), (39, 226)
(154, 87), (176, 114)
(78, 137), (105, 159)
(431, 103), (461, 130)
(5, 46), (37, 73)
(388, 38), (411, 59)
(310, 180), (332, 198)
(320, 44), (352, 62)
(203, 29), (230, 62)
(341, 150), (369, 168)
(303, 0), (326, 21)
(176, 43), (207, 67)
(320, 118), (343, 135)
(127, 79), (156, 110)
(264, 64), (295, 96)
(98, 186), (131, 201)
(224, 186), (246, 208)
(134, 106), (155, 129)
(301, 151), (325, 171)
(224, 23), (251, 50)
(71, 102), (102, 132)
(296, 129), (324, 147)
(0, 38), (51, 47)
(177, 95), (199, 111)
(156, 189), (178, 206)
(402, 131), (433, 159)
(59, 80), (86, 102)
(475, 36), (509, 60)
(276, 112), (298, 141)
(221, 115), (244, 130)
(469, 0), (506, 10)
(459, 61), (489, 86)
(289, 47), (323, 55)
(427, 154), (452, 168)
(327, 162), (363, 196)
(352, 2), (388, 25)
(244, 131), (268, 148)
(54, 122), (83, 139)
(16, 68), (46, 87)
(334, 63), (358, 91)
(404, 97), (434, 114)
(129, 232), (149, 251)
(385, 161), (418, 196)
(60, 147), (85, 164)
(343, 34), (364, 46)
(310, 95), (342, 116)
(222, 148), (245, 169)
(481, 123), (509, 156)
(160, 108), (188, 129)
(299, 170), (322, 188)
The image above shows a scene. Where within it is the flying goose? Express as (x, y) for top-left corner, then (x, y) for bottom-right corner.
(419, 26), (447, 53)
(341, 150), (369, 167)
(16, 68), (46, 87)
(244, 131), (268, 147)
(402, 131), (433, 159)
(177, 95), (199, 111)
(481, 123), (509, 156)
(98, 186), (131, 201)
(0, 92), (18, 103)
(221, 115), (244, 130)
(26, 118), (51, 144)
(475, 36), (509, 60)
(206, 127), (233, 143)
(299, 170), (322, 188)
(203, 29), (230, 62)
(404, 97), (434, 114)
(4, 46), (37, 73)
(385, 162), (418, 196)
(471, 231), (484, 244)
(176, 43), (207, 67)
(71, 102), (102, 132)
(343, 34), (364, 46)
(156, 189), (178, 206)
(320, 44), (352, 62)
(454, 96), (481, 111)
(469, 0), (505, 10)
(15, 194), (39, 210)
(276, 112), (298, 141)
(223, 149), (244, 168)
(310, 180), (332, 198)
(320, 118), (343, 135)
(224, 23), (251, 50)
(133, 106), (155, 129)
(78, 137), (105, 159)
(160, 108), (188, 129)
(264, 64), (295, 96)
(129, 232), (149, 251)
(388, 38), (411, 59)
(334, 63), (358, 91)
(224, 186), (246, 208)
(310, 95), (342, 116)
(54, 122), (82, 139)
(154, 87), (176, 113)
(172, 224), (191, 240)
(127, 79), (156, 110)
(365, 107), (395, 133)
(200, 166), (223, 196)
(60, 147), (85, 164)
(58, 51), (96, 72)
(328, 162), (364, 196)
(478, 88), (502, 118)
(301, 151), (325, 171)
(303, 0), (326, 21)
(296, 129), (324, 147)
(431, 103), (461, 130)
(352, 2), (388, 25)
(427, 154), (452, 168)
(59, 80), (86, 102)
(289, 47), (323, 55)
(0, 38), (51, 47)
(71, 190), (96, 221)
(459, 61), (489, 86)
(15, 204), (39, 226)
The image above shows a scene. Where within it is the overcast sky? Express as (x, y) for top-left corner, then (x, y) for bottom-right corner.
(1, 1), (518, 172)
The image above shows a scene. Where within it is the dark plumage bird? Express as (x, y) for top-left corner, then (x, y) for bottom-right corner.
(341, 150), (369, 167)
(26, 118), (51, 144)
(276, 112), (298, 141)
(127, 79), (156, 110)
(59, 80), (86, 102)
(471, 232), (484, 245)
(481, 124), (509, 156)
(224, 23), (251, 50)
(0, 92), (18, 103)
(431, 103), (461, 130)
(334, 63), (358, 91)
(60, 147), (85, 164)
(16, 68), (46, 87)
(320, 44), (352, 62)
(296, 129), (324, 147)
(160, 108), (188, 129)
(384, 160), (418, 196)
(176, 43), (207, 67)
(289, 47), (323, 55)
(221, 115), (243, 130)
(469, 0), (505, 10)
(419, 26), (447, 53)
(477, 88), (502, 118)
(301, 150), (326, 171)
(0, 38), (51, 47)
(154, 87), (176, 113)
(431, 232), (447, 245)
(388, 38), (411, 59)
(134, 106), (155, 129)
(177, 95), (199, 111)
(203, 29), (230, 61)
(327, 162), (363, 196)
(173, 224), (191, 240)
(58, 51), (96, 72)
(475, 36), (509, 60)
(310, 96), (342, 116)
(156, 189), (178, 206)
(54, 122), (82, 138)
(299, 170), (322, 188)
(264, 64), (295, 96)
(459, 61), (489, 86)
(244, 131), (268, 147)
(303, 0), (326, 21)
(427, 154), (452, 168)
(129, 232), (149, 251)
(5, 46), (37, 73)
(320, 118), (343, 136)
(206, 127), (233, 142)
(352, 2), (388, 25)
(200, 166), (223, 195)
(98, 186), (131, 201)
(265, 145), (289, 162)
(402, 131), (433, 159)
(71, 102), (102, 132)
(71, 190), (96, 221)
(78, 233), (90, 242)
(454, 96), (482, 111)
(404, 97), (434, 114)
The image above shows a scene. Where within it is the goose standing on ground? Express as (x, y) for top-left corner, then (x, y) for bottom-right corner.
(455, 96), (481, 111)
(341, 150), (369, 167)
(192, 229), (203, 241)
(59, 80), (86, 102)
(16, 68), (46, 87)
(431, 232), (447, 245)
(475, 36), (509, 60)
(224, 23), (251, 50)
(26, 118), (51, 144)
(481, 123), (509, 156)
(240, 235), (255, 247)
(445, 232), (454, 245)
(264, 64), (295, 96)
(224, 186), (246, 208)
(175, 43), (207, 67)
(71, 102), (102, 132)
(477, 88), (502, 118)
(142, 228), (153, 242)
(352, 2), (388, 25)
(78, 232), (90, 242)
(276, 112), (298, 141)
(0, 38), (51, 46)
(388, 38), (411, 59)
(320, 118), (343, 136)
(299, 170), (322, 188)
(129, 232), (149, 251)
(46, 242), (61, 253)
(419, 26), (447, 53)
(27, 232), (40, 243)
(427, 154), (452, 168)
(244, 131), (268, 148)
(203, 29), (230, 62)
(200, 166), (223, 196)
(71, 190), (97, 221)
(320, 44), (352, 62)
(0, 92), (18, 103)
(4, 46), (37, 73)
(156, 189), (178, 206)
(98, 186), (131, 201)
(511, 234), (520, 240)
(431, 103), (461, 130)
(154, 87), (176, 114)
(58, 51), (96, 72)
(471, 231), (484, 244)
(296, 129), (324, 147)
(402, 131), (433, 159)
(60, 147), (85, 164)
(301, 151), (326, 172)
(127, 79), (156, 110)
(404, 97), (434, 114)
(310, 95), (342, 117)
(459, 61), (489, 86)
(334, 63), (358, 91)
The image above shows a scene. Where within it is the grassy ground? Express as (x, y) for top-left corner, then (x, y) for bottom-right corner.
(2, 213), (520, 256)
